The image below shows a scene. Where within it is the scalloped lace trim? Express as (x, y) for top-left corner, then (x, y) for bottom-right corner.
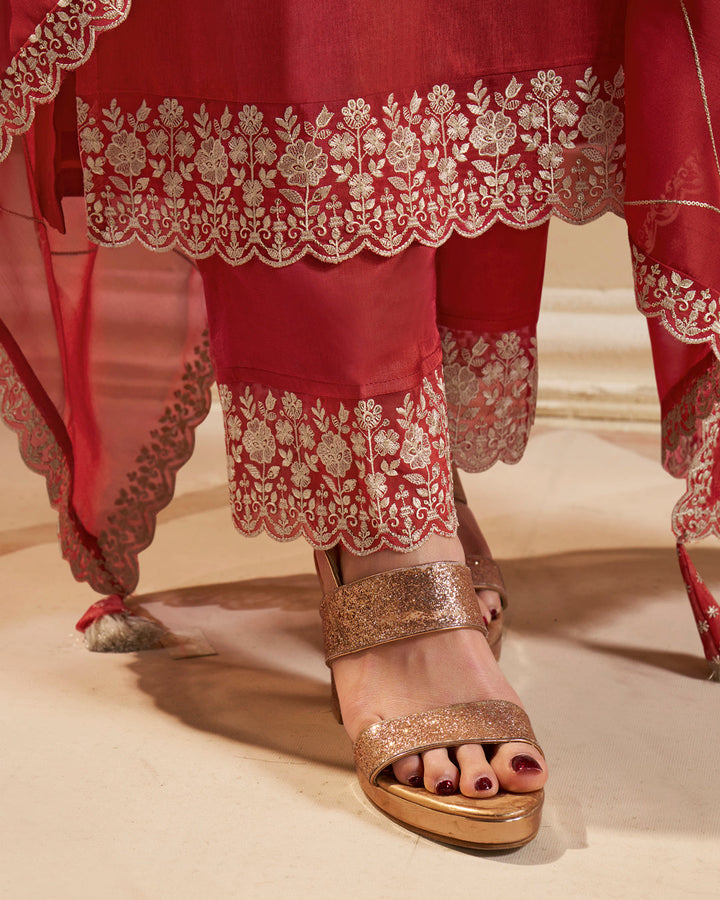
(0, 341), (121, 591)
(661, 358), (720, 479)
(77, 64), (625, 265)
(219, 369), (457, 553)
(633, 244), (720, 358)
(0, 0), (132, 162)
(0, 334), (214, 595)
(219, 329), (537, 552)
(632, 245), (720, 542)
(673, 402), (720, 542)
(442, 326), (537, 472)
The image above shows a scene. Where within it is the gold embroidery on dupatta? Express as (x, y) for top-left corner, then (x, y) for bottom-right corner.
(0, 334), (213, 596)
(633, 245), (720, 355)
(661, 359), (720, 479)
(0, 342), (121, 592)
(0, 1), (132, 162)
(672, 404), (720, 542)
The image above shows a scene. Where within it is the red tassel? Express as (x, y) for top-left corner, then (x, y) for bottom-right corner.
(676, 542), (720, 680)
(75, 594), (134, 632)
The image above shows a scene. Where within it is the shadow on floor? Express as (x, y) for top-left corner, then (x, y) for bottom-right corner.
(125, 545), (720, 861)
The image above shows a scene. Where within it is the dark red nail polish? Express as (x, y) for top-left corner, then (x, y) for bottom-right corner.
(490, 608), (499, 620)
(512, 754), (542, 773)
(436, 780), (455, 795)
(408, 775), (423, 787)
(475, 776), (493, 791)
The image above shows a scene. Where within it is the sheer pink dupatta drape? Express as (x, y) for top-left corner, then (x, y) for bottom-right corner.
(1, 48), (213, 640)
(1, 135), (213, 606)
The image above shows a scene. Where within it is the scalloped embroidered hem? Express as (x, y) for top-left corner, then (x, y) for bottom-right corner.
(219, 370), (457, 553)
(632, 240), (720, 543)
(672, 404), (720, 543)
(0, 330), (215, 596)
(75, 63), (625, 267)
(0, 1), (132, 162)
(442, 326), (538, 473)
(0, 336), (124, 593)
(218, 333), (538, 552)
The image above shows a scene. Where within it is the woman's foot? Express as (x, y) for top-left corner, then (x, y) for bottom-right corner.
(332, 534), (547, 798)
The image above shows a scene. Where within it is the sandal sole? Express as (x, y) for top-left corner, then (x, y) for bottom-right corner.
(361, 775), (543, 849)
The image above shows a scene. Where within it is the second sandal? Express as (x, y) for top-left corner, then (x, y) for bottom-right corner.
(453, 465), (508, 659)
(315, 548), (544, 850)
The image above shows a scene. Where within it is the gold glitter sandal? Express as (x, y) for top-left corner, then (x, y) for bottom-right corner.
(314, 549), (544, 850)
(453, 465), (507, 660)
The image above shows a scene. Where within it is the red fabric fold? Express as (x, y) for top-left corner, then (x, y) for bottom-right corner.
(75, 594), (133, 632)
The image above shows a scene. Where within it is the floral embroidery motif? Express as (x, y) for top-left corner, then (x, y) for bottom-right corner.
(0, 340), (122, 594)
(96, 334), (215, 593)
(632, 242), (720, 540)
(0, 1), (132, 162)
(633, 244), (720, 357)
(630, 152), (705, 255)
(672, 405), (720, 542)
(219, 369), (457, 553)
(441, 327), (538, 472)
(77, 66), (625, 265)
(0, 333), (213, 597)
(661, 358), (720, 479)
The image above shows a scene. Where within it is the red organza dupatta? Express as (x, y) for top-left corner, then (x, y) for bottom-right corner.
(624, 0), (720, 674)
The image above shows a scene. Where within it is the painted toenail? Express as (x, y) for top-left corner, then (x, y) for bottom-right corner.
(511, 754), (543, 773)
(408, 775), (423, 787)
(436, 780), (455, 795)
(475, 777), (493, 791)
(490, 609), (499, 619)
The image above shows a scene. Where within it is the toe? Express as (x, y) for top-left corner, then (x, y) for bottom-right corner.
(421, 748), (459, 795)
(392, 753), (423, 787)
(490, 741), (547, 793)
(455, 743), (498, 797)
(477, 587), (501, 620)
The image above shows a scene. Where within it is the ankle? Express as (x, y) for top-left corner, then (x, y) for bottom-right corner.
(339, 533), (465, 583)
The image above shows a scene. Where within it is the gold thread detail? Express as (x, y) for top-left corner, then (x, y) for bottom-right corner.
(0, 1), (133, 162)
(680, 0), (720, 183)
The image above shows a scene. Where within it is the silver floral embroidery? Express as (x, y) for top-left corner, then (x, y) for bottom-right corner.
(633, 242), (720, 542)
(633, 244), (720, 355)
(78, 66), (625, 265)
(442, 328), (538, 472)
(220, 370), (456, 552)
(0, 1), (131, 162)
(673, 404), (720, 543)
(661, 359), (720, 479)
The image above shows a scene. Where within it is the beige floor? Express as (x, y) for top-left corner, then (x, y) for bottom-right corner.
(2, 402), (720, 900)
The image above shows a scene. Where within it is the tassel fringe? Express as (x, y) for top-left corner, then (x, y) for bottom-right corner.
(76, 594), (165, 653)
(82, 612), (165, 653)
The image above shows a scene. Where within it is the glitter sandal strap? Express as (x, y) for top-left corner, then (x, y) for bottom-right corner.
(320, 561), (487, 665)
(354, 700), (541, 784)
(465, 557), (508, 608)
